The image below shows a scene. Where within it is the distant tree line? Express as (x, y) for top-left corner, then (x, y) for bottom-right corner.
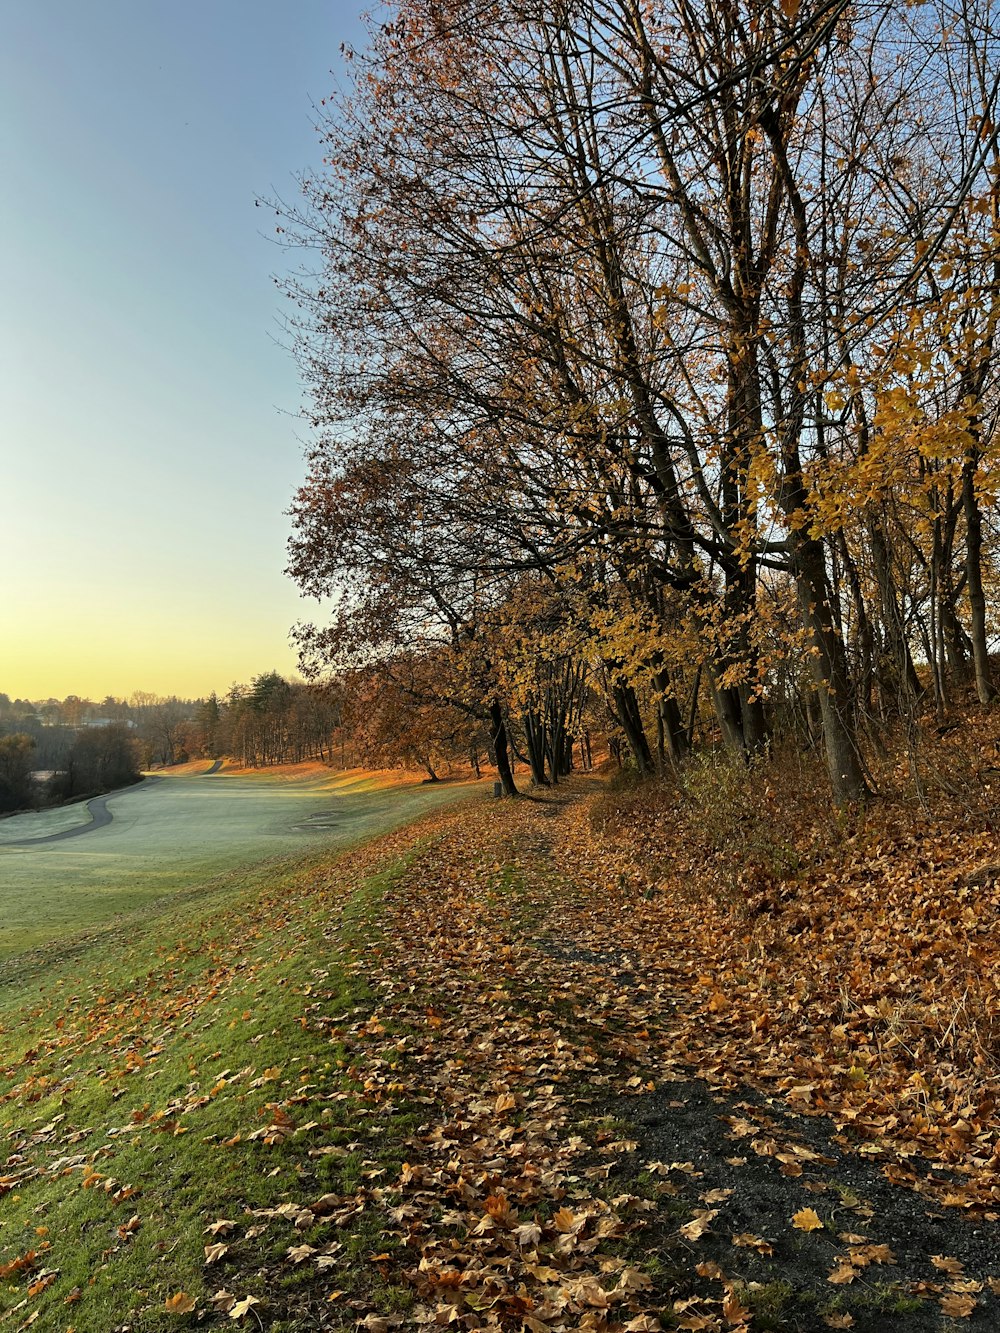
(0, 692), (193, 812)
(1, 667), (554, 808)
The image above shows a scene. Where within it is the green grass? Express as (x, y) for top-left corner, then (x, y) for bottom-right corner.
(0, 767), (477, 958)
(0, 828), (435, 1331)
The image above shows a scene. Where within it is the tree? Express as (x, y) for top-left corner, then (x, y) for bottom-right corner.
(279, 0), (1000, 802)
(0, 734), (36, 812)
(59, 724), (139, 798)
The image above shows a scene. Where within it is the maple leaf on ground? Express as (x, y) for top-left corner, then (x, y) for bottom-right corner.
(679, 1209), (716, 1241)
(732, 1233), (773, 1256)
(514, 1222), (542, 1248)
(700, 1187), (734, 1204)
(204, 1242), (229, 1265)
(287, 1243), (317, 1264)
(791, 1207), (824, 1231)
(827, 1262), (858, 1285)
(552, 1206), (583, 1233)
(164, 1292), (197, 1314)
(823, 1315), (855, 1329)
(616, 1266), (654, 1293)
(723, 1285), (751, 1323)
(940, 1292), (977, 1318)
(931, 1253), (964, 1275)
(229, 1295), (263, 1320)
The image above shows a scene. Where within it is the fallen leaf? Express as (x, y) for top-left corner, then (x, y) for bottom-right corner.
(229, 1295), (263, 1320)
(939, 1293), (976, 1318)
(165, 1292), (197, 1314)
(791, 1207), (824, 1232)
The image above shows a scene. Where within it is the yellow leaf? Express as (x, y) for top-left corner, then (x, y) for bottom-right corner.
(791, 1208), (823, 1231)
(680, 1209), (717, 1241)
(229, 1295), (263, 1320)
(931, 1254), (964, 1275)
(552, 1206), (581, 1233)
(723, 1284), (751, 1322)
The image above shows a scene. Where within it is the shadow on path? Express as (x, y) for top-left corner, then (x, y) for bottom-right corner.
(5, 777), (162, 848)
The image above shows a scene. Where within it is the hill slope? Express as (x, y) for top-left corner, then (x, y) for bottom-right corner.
(1, 777), (999, 1331)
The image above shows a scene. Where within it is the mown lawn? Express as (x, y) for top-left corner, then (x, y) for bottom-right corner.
(0, 817), (438, 1332)
(0, 768), (477, 958)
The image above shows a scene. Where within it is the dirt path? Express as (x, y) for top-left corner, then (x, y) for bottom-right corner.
(335, 784), (1000, 1332)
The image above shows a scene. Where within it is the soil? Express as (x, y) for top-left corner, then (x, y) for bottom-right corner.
(576, 1077), (1000, 1330)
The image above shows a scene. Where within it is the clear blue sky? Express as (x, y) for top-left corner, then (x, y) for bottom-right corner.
(0, 0), (365, 700)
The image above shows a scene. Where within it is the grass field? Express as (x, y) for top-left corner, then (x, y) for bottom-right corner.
(0, 822), (426, 1331)
(0, 766), (478, 962)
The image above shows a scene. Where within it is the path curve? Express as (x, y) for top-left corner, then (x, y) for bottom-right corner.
(4, 777), (161, 848)
(204, 759), (223, 775)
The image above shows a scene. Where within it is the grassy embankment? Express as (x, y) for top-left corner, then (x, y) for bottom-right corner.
(0, 767), (480, 1331)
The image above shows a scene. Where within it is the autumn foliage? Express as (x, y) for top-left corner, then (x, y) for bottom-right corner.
(277, 0), (1000, 808)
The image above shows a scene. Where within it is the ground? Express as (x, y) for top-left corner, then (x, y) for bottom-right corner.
(0, 772), (998, 1331)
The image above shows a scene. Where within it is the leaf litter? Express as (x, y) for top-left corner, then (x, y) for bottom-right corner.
(1, 769), (1000, 1328)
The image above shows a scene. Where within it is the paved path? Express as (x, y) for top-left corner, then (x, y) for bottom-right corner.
(5, 778), (160, 847)
(204, 759), (223, 775)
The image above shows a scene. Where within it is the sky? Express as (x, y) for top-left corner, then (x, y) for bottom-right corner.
(0, 0), (366, 702)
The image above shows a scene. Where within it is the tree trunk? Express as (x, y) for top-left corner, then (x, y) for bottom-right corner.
(611, 683), (654, 775)
(963, 455), (994, 703)
(707, 672), (746, 755)
(792, 534), (871, 804)
(522, 711), (549, 787)
(489, 699), (518, 796)
(653, 669), (690, 764)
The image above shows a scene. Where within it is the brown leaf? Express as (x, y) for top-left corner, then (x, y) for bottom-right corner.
(732, 1233), (773, 1256)
(165, 1292), (197, 1314)
(939, 1293), (976, 1318)
(827, 1263), (858, 1285)
(931, 1254), (964, 1275)
(552, 1206), (582, 1233)
(680, 1211), (717, 1241)
(723, 1284), (751, 1323)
